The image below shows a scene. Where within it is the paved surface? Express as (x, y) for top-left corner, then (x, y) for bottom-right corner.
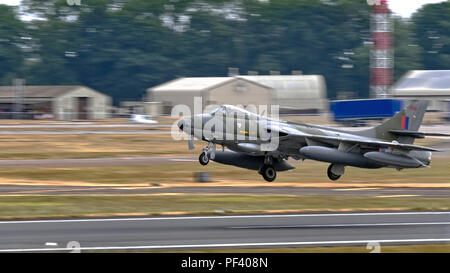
(0, 130), (170, 134)
(0, 123), (172, 134)
(0, 124), (170, 128)
(1, 184), (450, 198)
(0, 212), (450, 252)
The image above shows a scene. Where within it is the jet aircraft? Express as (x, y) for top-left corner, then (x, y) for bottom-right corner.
(177, 101), (448, 182)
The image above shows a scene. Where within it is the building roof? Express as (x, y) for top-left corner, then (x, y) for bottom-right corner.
(0, 85), (100, 98)
(150, 77), (235, 92)
(393, 70), (450, 96)
(238, 75), (324, 90)
(150, 75), (326, 94)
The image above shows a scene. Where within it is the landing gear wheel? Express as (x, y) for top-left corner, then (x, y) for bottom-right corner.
(260, 165), (277, 182)
(199, 152), (209, 166)
(327, 164), (341, 181)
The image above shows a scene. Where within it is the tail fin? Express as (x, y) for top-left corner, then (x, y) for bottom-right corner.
(359, 100), (429, 144)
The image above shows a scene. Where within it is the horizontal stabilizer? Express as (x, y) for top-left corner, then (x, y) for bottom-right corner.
(389, 130), (425, 138)
(390, 130), (450, 139)
(421, 132), (450, 137)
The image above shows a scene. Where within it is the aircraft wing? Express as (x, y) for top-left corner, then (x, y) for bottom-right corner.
(304, 134), (439, 152)
(271, 125), (439, 152)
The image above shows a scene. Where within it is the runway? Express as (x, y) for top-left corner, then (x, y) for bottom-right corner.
(2, 185), (450, 198)
(0, 212), (450, 252)
(0, 130), (169, 134)
(0, 123), (172, 134)
(0, 124), (170, 128)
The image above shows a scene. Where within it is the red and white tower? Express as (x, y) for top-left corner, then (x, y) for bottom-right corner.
(370, 0), (394, 98)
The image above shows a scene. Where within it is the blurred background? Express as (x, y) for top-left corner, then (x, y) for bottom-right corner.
(0, 0), (448, 120)
(0, 0), (449, 253)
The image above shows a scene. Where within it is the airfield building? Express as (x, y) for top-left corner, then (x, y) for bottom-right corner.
(148, 77), (273, 115)
(0, 85), (112, 120)
(392, 70), (450, 112)
(147, 75), (328, 115)
(237, 75), (327, 114)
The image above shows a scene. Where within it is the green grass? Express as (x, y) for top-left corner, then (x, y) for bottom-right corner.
(0, 194), (450, 220)
(0, 157), (448, 184)
(151, 244), (450, 253)
(0, 134), (201, 159)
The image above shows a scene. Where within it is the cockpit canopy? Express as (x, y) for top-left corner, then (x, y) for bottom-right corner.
(209, 105), (261, 119)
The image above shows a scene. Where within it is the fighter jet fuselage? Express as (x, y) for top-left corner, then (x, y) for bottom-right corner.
(177, 101), (441, 182)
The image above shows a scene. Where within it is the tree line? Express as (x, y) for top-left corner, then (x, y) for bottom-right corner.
(0, 0), (448, 104)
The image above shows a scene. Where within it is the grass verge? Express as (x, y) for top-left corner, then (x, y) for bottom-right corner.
(0, 194), (449, 220)
(0, 134), (202, 159)
(0, 158), (449, 184)
(150, 244), (450, 253)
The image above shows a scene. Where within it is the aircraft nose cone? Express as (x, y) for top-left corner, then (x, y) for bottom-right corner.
(177, 118), (191, 132)
(177, 119), (184, 131)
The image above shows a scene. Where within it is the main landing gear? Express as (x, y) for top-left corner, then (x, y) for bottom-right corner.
(259, 165), (276, 182)
(259, 155), (277, 182)
(327, 164), (344, 181)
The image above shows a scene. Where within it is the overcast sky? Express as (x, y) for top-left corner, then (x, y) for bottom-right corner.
(0, 0), (448, 18)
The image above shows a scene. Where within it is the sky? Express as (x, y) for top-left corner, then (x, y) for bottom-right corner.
(388, 0), (447, 17)
(0, 0), (448, 18)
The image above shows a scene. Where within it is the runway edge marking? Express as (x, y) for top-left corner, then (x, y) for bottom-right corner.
(2, 238), (450, 252)
(1, 211), (450, 224)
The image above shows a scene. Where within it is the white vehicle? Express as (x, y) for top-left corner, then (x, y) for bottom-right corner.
(130, 114), (158, 124)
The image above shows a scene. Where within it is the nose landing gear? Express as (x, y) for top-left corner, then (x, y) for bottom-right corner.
(199, 152), (209, 165)
(198, 141), (216, 166)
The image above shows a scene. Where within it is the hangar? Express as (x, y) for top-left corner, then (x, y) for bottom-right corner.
(392, 70), (450, 112)
(147, 75), (328, 115)
(148, 77), (273, 115)
(237, 75), (327, 114)
(0, 85), (112, 120)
